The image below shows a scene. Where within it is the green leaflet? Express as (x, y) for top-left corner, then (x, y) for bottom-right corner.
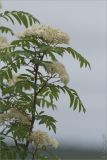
(51, 46), (91, 69)
(36, 113), (57, 133)
(37, 97), (57, 110)
(0, 143), (17, 160)
(7, 67), (13, 79)
(1, 10), (40, 27)
(57, 85), (86, 113)
(0, 26), (14, 35)
(65, 47), (91, 69)
(11, 39), (30, 49)
(8, 123), (30, 140)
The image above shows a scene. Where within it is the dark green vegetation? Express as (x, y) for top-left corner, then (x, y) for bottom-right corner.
(0, 10), (90, 160)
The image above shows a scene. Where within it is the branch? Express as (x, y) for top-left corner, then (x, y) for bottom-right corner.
(26, 53), (44, 148)
(14, 139), (20, 151)
(36, 77), (49, 96)
(25, 64), (38, 148)
(36, 74), (57, 96)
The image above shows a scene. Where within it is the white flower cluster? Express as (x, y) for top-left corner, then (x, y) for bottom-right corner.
(9, 108), (31, 125)
(0, 108), (31, 125)
(45, 61), (69, 85)
(28, 130), (59, 149)
(0, 36), (9, 49)
(17, 25), (70, 45)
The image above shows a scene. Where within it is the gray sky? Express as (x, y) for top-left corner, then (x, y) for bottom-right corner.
(1, 0), (107, 149)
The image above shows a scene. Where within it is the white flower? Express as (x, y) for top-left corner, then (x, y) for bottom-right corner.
(48, 137), (59, 149)
(52, 61), (66, 74)
(29, 130), (59, 149)
(0, 108), (31, 125)
(8, 108), (31, 125)
(60, 74), (69, 85)
(45, 61), (69, 85)
(0, 36), (9, 49)
(17, 24), (70, 45)
(29, 130), (49, 148)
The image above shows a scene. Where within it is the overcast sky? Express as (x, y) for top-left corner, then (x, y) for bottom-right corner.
(1, 0), (107, 149)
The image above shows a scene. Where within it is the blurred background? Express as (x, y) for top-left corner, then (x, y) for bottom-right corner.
(1, 0), (107, 159)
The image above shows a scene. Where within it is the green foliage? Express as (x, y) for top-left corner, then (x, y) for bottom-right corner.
(17, 145), (30, 160)
(0, 26), (14, 35)
(0, 137), (30, 160)
(11, 39), (31, 49)
(0, 138), (16, 160)
(8, 123), (30, 140)
(37, 97), (57, 110)
(0, 99), (12, 112)
(0, 10), (90, 160)
(52, 46), (91, 69)
(37, 112), (57, 133)
(65, 47), (91, 69)
(58, 85), (86, 113)
(1, 10), (40, 27)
